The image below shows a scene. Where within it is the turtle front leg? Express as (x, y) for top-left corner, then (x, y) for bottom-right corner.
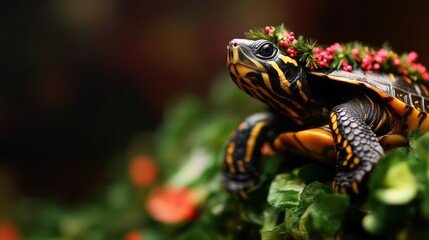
(222, 112), (280, 198)
(329, 99), (385, 193)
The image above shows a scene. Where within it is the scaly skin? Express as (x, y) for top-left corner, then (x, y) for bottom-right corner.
(330, 99), (385, 193)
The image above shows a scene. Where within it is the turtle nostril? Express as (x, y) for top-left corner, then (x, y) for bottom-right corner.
(229, 40), (239, 48)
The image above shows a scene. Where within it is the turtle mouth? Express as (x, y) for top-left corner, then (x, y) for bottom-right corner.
(226, 52), (265, 76)
(228, 63), (260, 77)
(228, 63), (264, 90)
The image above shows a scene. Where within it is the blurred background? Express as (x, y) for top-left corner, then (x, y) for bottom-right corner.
(1, 0), (429, 238)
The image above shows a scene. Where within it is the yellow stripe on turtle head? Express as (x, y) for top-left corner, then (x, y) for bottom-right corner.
(279, 54), (298, 67)
(266, 60), (297, 97)
(239, 47), (266, 70)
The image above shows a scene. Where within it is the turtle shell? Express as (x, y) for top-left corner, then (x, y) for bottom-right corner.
(310, 69), (429, 131)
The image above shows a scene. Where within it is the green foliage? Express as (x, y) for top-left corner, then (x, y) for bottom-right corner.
(267, 174), (305, 210)
(362, 130), (429, 238)
(7, 74), (264, 239)
(282, 182), (349, 240)
(7, 73), (429, 239)
(246, 24), (287, 44)
(295, 38), (317, 68)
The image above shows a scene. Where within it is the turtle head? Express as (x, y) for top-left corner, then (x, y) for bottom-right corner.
(227, 39), (308, 108)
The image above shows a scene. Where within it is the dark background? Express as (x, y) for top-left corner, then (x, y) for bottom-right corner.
(1, 0), (428, 204)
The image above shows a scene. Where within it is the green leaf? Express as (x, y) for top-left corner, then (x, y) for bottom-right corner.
(362, 213), (383, 235)
(246, 28), (271, 41)
(267, 173), (305, 210)
(261, 223), (288, 240)
(374, 161), (417, 205)
(303, 192), (349, 236)
(408, 129), (426, 161)
(283, 182), (349, 239)
(367, 148), (408, 192)
(367, 147), (418, 205)
(295, 38), (317, 68)
(272, 24), (287, 42)
(261, 206), (281, 230)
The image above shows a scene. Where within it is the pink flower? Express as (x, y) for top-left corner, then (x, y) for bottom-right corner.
(410, 63), (429, 80)
(264, 26), (271, 33)
(393, 59), (401, 67)
(407, 51), (418, 63)
(373, 63), (381, 70)
(415, 63), (427, 74)
(342, 64), (353, 72)
(313, 47), (322, 54)
(374, 55), (383, 63)
(330, 43), (342, 51)
(361, 55), (373, 71)
(315, 51), (331, 68)
(377, 49), (388, 58)
(351, 49), (360, 61)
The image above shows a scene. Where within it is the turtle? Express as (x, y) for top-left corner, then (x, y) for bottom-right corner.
(222, 37), (429, 198)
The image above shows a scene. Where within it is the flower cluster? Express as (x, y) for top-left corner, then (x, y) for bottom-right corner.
(312, 43), (341, 69)
(246, 24), (429, 82)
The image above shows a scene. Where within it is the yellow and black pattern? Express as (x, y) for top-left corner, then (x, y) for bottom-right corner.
(227, 39), (324, 126)
(222, 112), (276, 198)
(224, 38), (429, 196)
(311, 70), (429, 132)
(273, 126), (336, 164)
(329, 98), (385, 193)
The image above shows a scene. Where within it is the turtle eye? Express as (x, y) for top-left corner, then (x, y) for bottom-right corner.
(257, 43), (277, 59)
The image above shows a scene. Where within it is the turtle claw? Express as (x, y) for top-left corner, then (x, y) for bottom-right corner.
(222, 173), (258, 199)
(333, 181), (359, 194)
(333, 169), (367, 194)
